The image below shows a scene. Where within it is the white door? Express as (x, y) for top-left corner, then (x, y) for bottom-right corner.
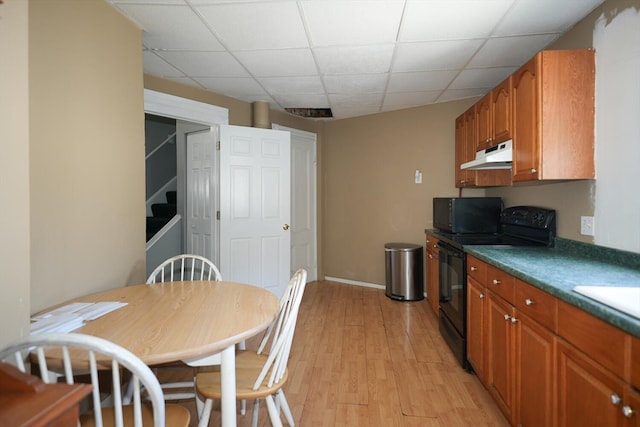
(186, 128), (218, 263)
(219, 125), (291, 297)
(278, 126), (318, 281)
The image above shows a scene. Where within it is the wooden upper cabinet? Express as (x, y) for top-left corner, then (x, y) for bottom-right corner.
(455, 107), (477, 188)
(476, 76), (512, 152)
(476, 93), (492, 151)
(492, 76), (512, 145)
(511, 49), (595, 182)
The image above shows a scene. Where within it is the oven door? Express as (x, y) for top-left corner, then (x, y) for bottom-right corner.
(438, 241), (466, 335)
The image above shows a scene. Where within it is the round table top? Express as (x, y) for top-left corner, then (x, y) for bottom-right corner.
(48, 281), (280, 365)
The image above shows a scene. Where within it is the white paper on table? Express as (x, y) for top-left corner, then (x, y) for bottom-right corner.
(30, 301), (128, 334)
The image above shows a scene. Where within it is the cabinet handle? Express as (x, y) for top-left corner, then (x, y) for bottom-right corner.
(471, 266), (478, 271)
(622, 405), (635, 418)
(511, 317), (518, 324)
(479, 293), (485, 299)
(432, 244), (438, 249)
(428, 254), (433, 259)
(525, 298), (534, 306)
(611, 393), (622, 406)
(504, 314), (511, 321)
(492, 279), (501, 285)
(530, 168), (537, 174)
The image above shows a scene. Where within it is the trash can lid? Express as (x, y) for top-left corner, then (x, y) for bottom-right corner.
(384, 242), (422, 251)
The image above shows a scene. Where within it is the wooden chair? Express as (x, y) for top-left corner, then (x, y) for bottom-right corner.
(195, 269), (308, 427)
(0, 332), (190, 427)
(146, 253), (222, 283)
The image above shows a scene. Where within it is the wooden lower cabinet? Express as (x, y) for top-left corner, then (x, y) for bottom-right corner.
(466, 276), (486, 383)
(557, 338), (626, 427)
(425, 233), (439, 315)
(486, 290), (515, 423)
(515, 311), (556, 427)
(626, 387), (640, 427)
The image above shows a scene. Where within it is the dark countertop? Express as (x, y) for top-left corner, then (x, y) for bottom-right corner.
(426, 230), (640, 337)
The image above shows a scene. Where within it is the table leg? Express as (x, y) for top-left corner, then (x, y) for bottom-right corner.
(220, 345), (236, 427)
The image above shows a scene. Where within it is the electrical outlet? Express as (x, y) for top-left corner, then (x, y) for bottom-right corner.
(580, 216), (595, 236)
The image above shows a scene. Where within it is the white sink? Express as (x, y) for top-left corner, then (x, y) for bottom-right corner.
(573, 286), (640, 319)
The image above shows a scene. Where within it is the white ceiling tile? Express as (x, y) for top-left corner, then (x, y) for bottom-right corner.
(468, 34), (560, 67)
(400, 0), (515, 41)
(387, 70), (459, 92)
(394, 39), (484, 72)
(142, 51), (185, 77)
(196, 2), (308, 50)
(114, 4), (224, 51)
(272, 93), (330, 108)
(235, 49), (317, 77)
(314, 44), (395, 75)
(324, 74), (389, 94)
(258, 76), (325, 94)
(494, 0), (604, 36)
(107, 0), (603, 119)
(301, 0), (405, 47)
(384, 91), (441, 107)
(329, 92), (384, 106)
(155, 51), (249, 77)
(193, 77), (268, 96)
(449, 67), (516, 89)
(437, 88), (488, 102)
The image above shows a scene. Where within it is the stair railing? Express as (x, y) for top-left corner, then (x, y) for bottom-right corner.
(145, 131), (176, 160)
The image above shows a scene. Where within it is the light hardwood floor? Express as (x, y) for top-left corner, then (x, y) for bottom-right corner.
(175, 280), (510, 426)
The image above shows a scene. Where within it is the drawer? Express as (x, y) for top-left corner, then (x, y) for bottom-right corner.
(557, 300), (628, 381)
(514, 279), (557, 332)
(467, 255), (486, 283)
(486, 264), (515, 304)
(632, 335), (640, 389)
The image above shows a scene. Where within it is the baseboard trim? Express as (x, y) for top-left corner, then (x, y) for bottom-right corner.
(323, 276), (386, 290)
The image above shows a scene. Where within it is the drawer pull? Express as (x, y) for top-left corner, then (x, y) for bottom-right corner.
(504, 314), (511, 321)
(428, 254), (433, 259)
(525, 298), (534, 306)
(511, 317), (518, 324)
(471, 266), (478, 271)
(479, 293), (485, 299)
(492, 279), (501, 285)
(611, 393), (622, 406)
(622, 405), (635, 418)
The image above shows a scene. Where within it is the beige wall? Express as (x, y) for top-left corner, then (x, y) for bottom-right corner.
(321, 100), (485, 284)
(28, 0), (146, 314)
(0, 0), (31, 346)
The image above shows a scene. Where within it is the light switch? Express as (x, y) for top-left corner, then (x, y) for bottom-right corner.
(415, 170), (422, 184)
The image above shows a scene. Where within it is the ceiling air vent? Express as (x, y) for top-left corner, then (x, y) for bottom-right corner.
(285, 108), (333, 118)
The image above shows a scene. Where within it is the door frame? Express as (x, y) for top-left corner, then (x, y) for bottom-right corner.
(144, 89), (228, 262)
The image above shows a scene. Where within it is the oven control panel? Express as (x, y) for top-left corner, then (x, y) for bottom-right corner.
(501, 206), (556, 230)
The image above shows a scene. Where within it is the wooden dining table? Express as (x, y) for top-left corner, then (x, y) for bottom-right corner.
(37, 280), (280, 427)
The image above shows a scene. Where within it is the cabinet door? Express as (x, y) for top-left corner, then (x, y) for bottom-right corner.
(486, 291), (515, 423)
(512, 56), (540, 182)
(515, 311), (556, 427)
(557, 339), (625, 427)
(454, 114), (468, 188)
(492, 76), (512, 144)
(467, 277), (486, 383)
(476, 92), (492, 151)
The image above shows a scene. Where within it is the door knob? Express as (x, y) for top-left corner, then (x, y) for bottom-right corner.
(282, 224), (290, 231)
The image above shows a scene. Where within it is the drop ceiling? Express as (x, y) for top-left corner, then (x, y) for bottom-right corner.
(106, 0), (604, 120)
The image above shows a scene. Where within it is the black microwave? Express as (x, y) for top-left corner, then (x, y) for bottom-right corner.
(433, 197), (503, 234)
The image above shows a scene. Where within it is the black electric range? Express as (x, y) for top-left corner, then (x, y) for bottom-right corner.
(437, 205), (557, 249)
(436, 205), (556, 371)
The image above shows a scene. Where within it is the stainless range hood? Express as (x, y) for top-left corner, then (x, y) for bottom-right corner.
(461, 139), (513, 170)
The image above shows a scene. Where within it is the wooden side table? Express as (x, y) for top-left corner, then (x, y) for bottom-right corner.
(0, 362), (92, 427)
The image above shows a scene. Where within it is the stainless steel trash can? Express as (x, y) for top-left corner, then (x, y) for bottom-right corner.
(385, 243), (424, 301)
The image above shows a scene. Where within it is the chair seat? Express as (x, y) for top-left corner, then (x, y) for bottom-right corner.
(80, 403), (191, 427)
(196, 351), (289, 400)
